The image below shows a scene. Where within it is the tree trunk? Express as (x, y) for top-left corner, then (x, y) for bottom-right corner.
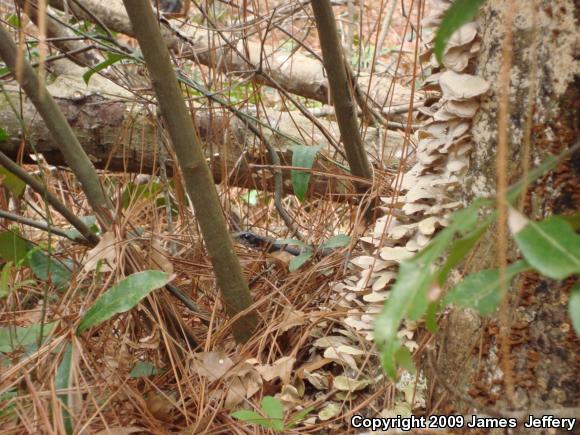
(430, 0), (579, 420)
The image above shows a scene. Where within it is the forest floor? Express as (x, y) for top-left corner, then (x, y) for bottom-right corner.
(0, 0), (438, 433)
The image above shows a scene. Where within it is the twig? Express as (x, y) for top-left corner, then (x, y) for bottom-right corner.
(0, 151), (99, 245)
(0, 23), (114, 228)
(496, 0), (517, 407)
(0, 209), (86, 243)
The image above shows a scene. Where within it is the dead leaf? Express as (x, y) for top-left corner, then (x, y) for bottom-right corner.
(83, 231), (117, 272)
(256, 356), (295, 384)
(148, 239), (174, 275)
(146, 392), (175, 422)
(318, 402), (341, 421)
(190, 351), (234, 382)
(323, 347), (358, 371)
(224, 376), (246, 409)
(333, 375), (370, 392)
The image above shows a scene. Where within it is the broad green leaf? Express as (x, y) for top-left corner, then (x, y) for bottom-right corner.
(0, 322), (56, 353)
(434, 0), (487, 64)
(0, 167), (26, 198)
(446, 197), (491, 233)
(514, 216), (580, 280)
(444, 260), (530, 315)
(231, 410), (275, 430)
(0, 262), (13, 298)
(122, 182), (161, 209)
(261, 396), (284, 421)
(424, 301), (439, 333)
(55, 342), (73, 435)
(83, 53), (126, 84)
(438, 220), (490, 284)
(77, 270), (170, 334)
(0, 127), (7, 141)
(131, 361), (161, 378)
(320, 234), (350, 249)
(0, 230), (29, 264)
(6, 14), (20, 28)
(374, 228), (454, 378)
(394, 346), (415, 374)
(569, 282), (580, 336)
(291, 145), (321, 202)
(29, 250), (72, 290)
(289, 252), (313, 272)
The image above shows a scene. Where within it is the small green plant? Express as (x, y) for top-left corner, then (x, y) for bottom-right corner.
(290, 145), (322, 202)
(77, 270), (170, 334)
(231, 396), (314, 432)
(374, 148), (580, 378)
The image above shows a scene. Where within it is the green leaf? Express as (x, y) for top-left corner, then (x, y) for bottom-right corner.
(374, 229), (454, 378)
(287, 406), (314, 428)
(6, 14), (20, 28)
(0, 262), (13, 299)
(0, 230), (29, 265)
(291, 145), (321, 202)
(569, 282), (580, 337)
(394, 346), (415, 374)
(438, 220), (490, 284)
(289, 252), (313, 272)
(424, 301), (439, 333)
(83, 53), (126, 84)
(77, 270), (170, 334)
(444, 260), (531, 315)
(122, 182), (161, 209)
(131, 361), (161, 378)
(231, 410), (273, 429)
(514, 216), (580, 280)
(0, 167), (26, 198)
(261, 396), (284, 421)
(240, 189), (259, 206)
(0, 322), (56, 353)
(320, 234), (350, 249)
(29, 250), (72, 290)
(434, 0), (487, 64)
(55, 342), (73, 435)
(0, 127), (7, 141)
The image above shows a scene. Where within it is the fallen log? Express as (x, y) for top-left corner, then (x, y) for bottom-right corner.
(45, 0), (418, 108)
(0, 70), (402, 200)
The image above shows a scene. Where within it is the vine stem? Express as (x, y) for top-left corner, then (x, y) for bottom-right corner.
(496, 0), (517, 408)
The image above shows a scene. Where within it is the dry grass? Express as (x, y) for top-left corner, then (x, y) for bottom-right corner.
(0, 0), (427, 432)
